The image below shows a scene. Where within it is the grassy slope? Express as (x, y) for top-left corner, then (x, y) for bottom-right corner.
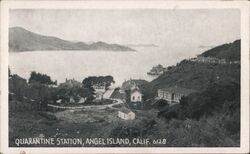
(139, 40), (241, 146)
(145, 40), (240, 98)
(200, 40), (240, 61)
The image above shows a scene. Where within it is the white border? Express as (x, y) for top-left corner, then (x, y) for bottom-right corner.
(1, 1), (249, 153)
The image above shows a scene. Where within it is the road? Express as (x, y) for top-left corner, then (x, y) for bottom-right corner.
(47, 98), (124, 110)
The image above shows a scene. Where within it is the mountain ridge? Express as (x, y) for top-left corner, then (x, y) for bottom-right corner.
(9, 27), (136, 52)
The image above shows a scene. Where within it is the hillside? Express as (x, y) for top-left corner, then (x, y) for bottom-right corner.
(143, 40), (241, 146)
(9, 27), (135, 52)
(200, 40), (240, 61)
(150, 60), (240, 92)
(145, 40), (240, 97)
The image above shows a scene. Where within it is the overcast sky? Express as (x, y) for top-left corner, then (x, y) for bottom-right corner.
(10, 9), (240, 47)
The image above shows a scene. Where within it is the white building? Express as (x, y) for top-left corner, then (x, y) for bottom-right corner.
(118, 107), (135, 120)
(93, 85), (106, 100)
(78, 97), (86, 103)
(69, 97), (75, 103)
(158, 86), (196, 104)
(130, 88), (143, 102)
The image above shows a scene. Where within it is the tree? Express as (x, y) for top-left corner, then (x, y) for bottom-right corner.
(81, 75), (115, 102)
(9, 74), (28, 101)
(103, 75), (115, 90)
(179, 82), (240, 120)
(82, 75), (115, 90)
(28, 71), (56, 85)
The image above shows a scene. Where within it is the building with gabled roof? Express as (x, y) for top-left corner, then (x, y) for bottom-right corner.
(118, 107), (135, 120)
(130, 87), (143, 102)
(158, 86), (197, 104)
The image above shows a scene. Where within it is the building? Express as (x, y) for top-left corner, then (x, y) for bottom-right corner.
(158, 86), (196, 104)
(78, 97), (86, 103)
(93, 85), (106, 93)
(118, 107), (135, 120)
(95, 91), (104, 100)
(93, 85), (106, 100)
(64, 78), (82, 88)
(69, 97), (75, 103)
(120, 79), (147, 93)
(189, 56), (227, 64)
(130, 88), (143, 102)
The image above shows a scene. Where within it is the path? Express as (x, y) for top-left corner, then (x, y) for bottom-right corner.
(47, 98), (124, 110)
(103, 88), (115, 99)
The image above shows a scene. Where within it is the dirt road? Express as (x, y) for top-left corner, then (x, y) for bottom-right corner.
(47, 98), (124, 110)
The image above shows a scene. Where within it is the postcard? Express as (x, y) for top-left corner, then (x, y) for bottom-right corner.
(0, 0), (249, 153)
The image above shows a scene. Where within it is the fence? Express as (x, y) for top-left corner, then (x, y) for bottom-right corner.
(47, 104), (89, 112)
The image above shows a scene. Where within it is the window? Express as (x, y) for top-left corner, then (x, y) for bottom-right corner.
(171, 93), (174, 101)
(138, 96), (140, 100)
(132, 96), (135, 100)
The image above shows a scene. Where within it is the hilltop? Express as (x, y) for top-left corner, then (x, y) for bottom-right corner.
(9, 27), (135, 52)
(200, 40), (240, 61)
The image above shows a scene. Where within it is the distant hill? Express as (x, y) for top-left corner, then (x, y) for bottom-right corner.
(126, 44), (158, 47)
(199, 40), (240, 61)
(9, 27), (135, 52)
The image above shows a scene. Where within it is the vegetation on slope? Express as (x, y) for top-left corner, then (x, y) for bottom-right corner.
(200, 39), (240, 61)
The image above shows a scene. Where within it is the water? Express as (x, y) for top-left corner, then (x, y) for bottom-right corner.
(9, 46), (201, 86)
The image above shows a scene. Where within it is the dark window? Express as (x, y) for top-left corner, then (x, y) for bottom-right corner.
(171, 93), (174, 100)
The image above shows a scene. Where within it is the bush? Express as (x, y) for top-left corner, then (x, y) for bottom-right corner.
(179, 82), (240, 120)
(29, 71), (56, 85)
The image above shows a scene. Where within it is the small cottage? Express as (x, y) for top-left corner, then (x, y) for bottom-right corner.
(78, 97), (86, 103)
(118, 107), (135, 120)
(130, 88), (143, 102)
(95, 91), (104, 100)
(56, 99), (62, 104)
(69, 97), (75, 103)
(158, 86), (196, 104)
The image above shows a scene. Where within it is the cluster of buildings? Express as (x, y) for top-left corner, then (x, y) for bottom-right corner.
(56, 79), (115, 104)
(117, 79), (197, 120)
(188, 56), (239, 64)
(55, 79), (197, 121)
(189, 57), (227, 64)
(117, 87), (143, 120)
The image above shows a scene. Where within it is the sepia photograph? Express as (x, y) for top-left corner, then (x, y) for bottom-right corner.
(1, 0), (249, 153)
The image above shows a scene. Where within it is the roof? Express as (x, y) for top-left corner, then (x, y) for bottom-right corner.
(120, 79), (147, 91)
(159, 86), (197, 95)
(131, 88), (143, 95)
(119, 107), (133, 114)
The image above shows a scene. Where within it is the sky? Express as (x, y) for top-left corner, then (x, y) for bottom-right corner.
(9, 9), (240, 48)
